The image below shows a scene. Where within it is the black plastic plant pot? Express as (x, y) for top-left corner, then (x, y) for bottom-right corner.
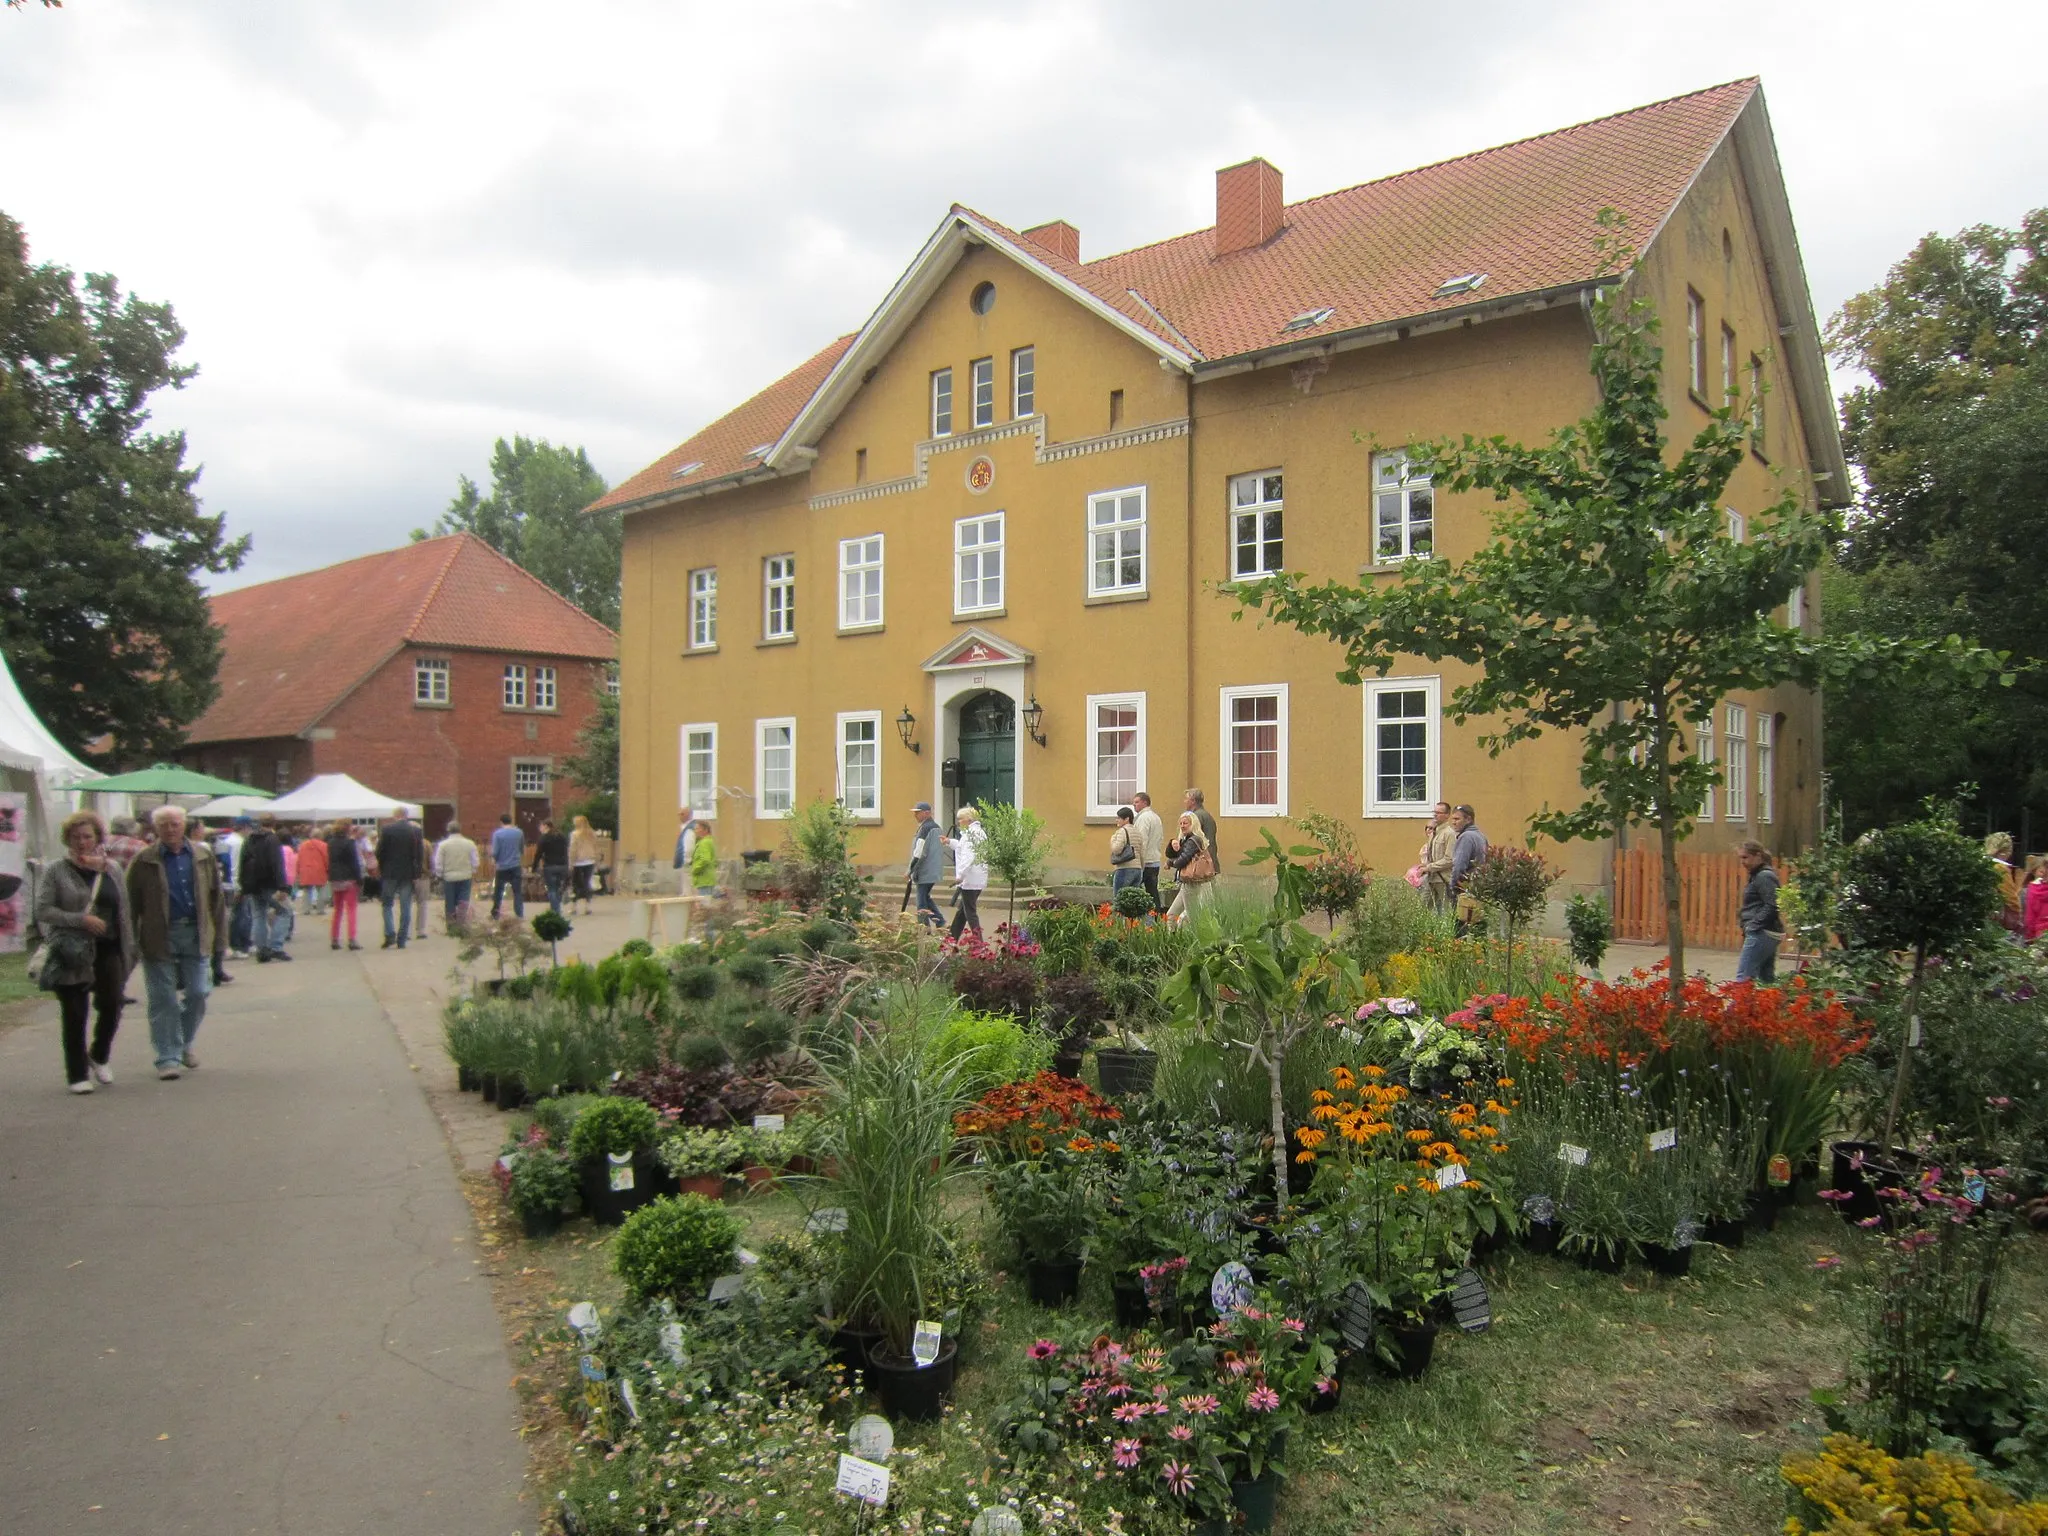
(1747, 1194), (1779, 1232)
(1703, 1216), (1748, 1248)
(457, 1065), (480, 1093)
(1094, 1047), (1157, 1098)
(1376, 1318), (1439, 1381)
(520, 1207), (563, 1241)
(868, 1338), (958, 1422)
(1305, 1374), (1342, 1415)
(1523, 1219), (1560, 1255)
(1230, 1470), (1279, 1532)
(1024, 1258), (1083, 1308)
(497, 1079), (529, 1112)
(579, 1153), (663, 1227)
(1051, 1049), (1085, 1081)
(1576, 1244), (1626, 1275)
(1830, 1140), (1919, 1226)
(1112, 1280), (1149, 1328)
(1641, 1242), (1694, 1278)
(480, 1074), (498, 1105)
(830, 1325), (879, 1381)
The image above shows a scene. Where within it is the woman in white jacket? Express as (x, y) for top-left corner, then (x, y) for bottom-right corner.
(946, 806), (989, 939)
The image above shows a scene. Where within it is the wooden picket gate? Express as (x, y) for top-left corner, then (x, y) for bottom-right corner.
(1612, 844), (1747, 951)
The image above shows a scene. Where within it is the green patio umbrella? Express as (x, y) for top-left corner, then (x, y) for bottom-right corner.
(75, 762), (273, 799)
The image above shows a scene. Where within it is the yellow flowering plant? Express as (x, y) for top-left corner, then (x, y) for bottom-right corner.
(1782, 1433), (2048, 1534)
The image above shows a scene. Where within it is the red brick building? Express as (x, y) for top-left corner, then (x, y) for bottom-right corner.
(181, 534), (617, 840)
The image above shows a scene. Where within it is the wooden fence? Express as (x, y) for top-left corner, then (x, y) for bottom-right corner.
(1612, 845), (1747, 951)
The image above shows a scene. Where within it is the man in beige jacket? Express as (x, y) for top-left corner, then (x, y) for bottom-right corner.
(1421, 800), (1458, 912)
(1132, 791), (1167, 914)
(435, 823), (481, 929)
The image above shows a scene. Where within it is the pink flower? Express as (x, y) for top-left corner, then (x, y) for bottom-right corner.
(1113, 1438), (1142, 1469)
(1282, 1317), (1306, 1333)
(1026, 1338), (1060, 1362)
(1246, 1385), (1281, 1413)
(1314, 1376), (1337, 1396)
(1112, 1403), (1148, 1423)
(1812, 1255), (1843, 1271)
(1161, 1461), (1195, 1498)
(1817, 1188), (1855, 1203)
(1177, 1394), (1219, 1416)
(1104, 1382), (1131, 1399)
(1856, 1216), (1883, 1229)
(1168, 1424), (1194, 1441)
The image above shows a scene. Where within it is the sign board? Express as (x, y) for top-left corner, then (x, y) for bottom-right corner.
(708, 1273), (745, 1304)
(1211, 1261), (1254, 1317)
(835, 1454), (890, 1506)
(971, 1509), (1025, 1536)
(1558, 1143), (1590, 1167)
(806, 1207), (849, 1234)
(1435, 1163), (1468, 1190)
(617, 1376), (640, 1421)
(1648, 1127), (1678, 1153)
(1450, 1268), (1492, 1333)
(566, 1302), (602, 1342)
(848, 1414), (894, 1460)
(658, 1321), (686, 1367)
(911, 1320), (943, 1367)
(753, 1114), (786, 1133)
(607, 1152), (636, 1192)
(0, 792), (23, 954)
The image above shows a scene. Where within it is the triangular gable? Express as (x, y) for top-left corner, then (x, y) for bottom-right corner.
(921, 627), (1034, 672)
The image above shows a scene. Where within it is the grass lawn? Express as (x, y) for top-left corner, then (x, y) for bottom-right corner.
(0, 951), (38, 1007)
(468, 1168), (2048, 1535)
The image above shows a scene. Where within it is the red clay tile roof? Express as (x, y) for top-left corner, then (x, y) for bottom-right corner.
(187, 533), (617, 744)
(599, 80), (1759, 516)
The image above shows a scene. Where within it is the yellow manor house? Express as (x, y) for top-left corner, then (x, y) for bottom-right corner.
(598, 78), (1842, 906)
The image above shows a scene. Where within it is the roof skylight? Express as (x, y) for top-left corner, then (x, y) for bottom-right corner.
(1281, 305), (1336, 332)
(670, 460), (705, 478)
(747, 444), (774, 460)
(1433, 273), (1487, 298)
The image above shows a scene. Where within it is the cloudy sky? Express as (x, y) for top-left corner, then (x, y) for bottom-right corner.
(5, 0), (2043, 590)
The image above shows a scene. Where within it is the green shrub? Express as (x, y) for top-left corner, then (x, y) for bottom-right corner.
(528, 1092), (606, 1147)
(718, 1004), (796, 1066)
(567, 1096), (662, 1160)
(612, 1195), (745, 1301)
(548, 960), (606, 1011)
(795, 919), (845, 954)
(1112, 883), (1156, 920)
(930, 1009), (1054, 1098)
(1027, 900), (1095, 976)
(725, 952), (775, 989)
(674, 1031), (732, 1071)
(671, 963), (720, 1002)
(618, 938), (654, 959)
(746, 931), (800, 959)
(508, 1146), (580, 1223)
(1340, 877), (1453, 975)
(1566, 892), (1612, 972)
(531, 909), (572, 944)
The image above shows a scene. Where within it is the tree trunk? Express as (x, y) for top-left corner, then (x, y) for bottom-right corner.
(1264, 1031), (1290, 1205)
(1879, 943), (1926, 1154)
(1655, 706), (1686, 1005)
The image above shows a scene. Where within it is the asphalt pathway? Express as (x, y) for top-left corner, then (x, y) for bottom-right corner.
(0, 936), (527, 1536)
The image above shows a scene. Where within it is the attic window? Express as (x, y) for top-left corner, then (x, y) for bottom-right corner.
(970, 281), (997, 316)
(670, 460), (705, 478)
(1433, 273), (1487, 298)
(1282, 306), (1335, 332)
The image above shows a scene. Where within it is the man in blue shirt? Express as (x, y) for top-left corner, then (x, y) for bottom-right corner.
(126, 805), (228, 1079)
(1450, 804), (1488, 938)
(488, 813), (527, 919)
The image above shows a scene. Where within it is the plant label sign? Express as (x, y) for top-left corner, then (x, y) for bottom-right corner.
(806, 1207), (849, 1234)
(735, 1246), (759, 1267)
(1211, 1261), (1254, 1317)
(848, 1413), (895, 1460)
(1965, 1174), (1988, 1205)
(753, 1114), (785, 1132)
(658, 1321), (686, 1366)
(618, 1375), (640, 1422)
(1435, 1164), (1468, 1190)
(567, 1302), (602, 1343)
(578, 1353), (606, 1383)
(911, 1320), (943, 1367)
(608, 1152), (636, 1192)
(1648, 1127), (1678, 1153)
(971, 1509), (1026, 1536)
(1450, 1267), (1492, 1333)
(708, 1273), (746, 1304)
(1338, 1280), (1376, 1352)
(835, 1453), (890, 1506)
(1558, 1143), (1590, 1167)
(1766, 1152), (1793, 1187)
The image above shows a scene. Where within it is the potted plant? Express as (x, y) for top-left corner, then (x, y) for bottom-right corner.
(987, 1152), (1099, 1307)
(658, 1125), (744, 1200)
(530, 907), (572, 967)
(568, 1097), (669, 1225)
(612, 1193), (746, 1303)
(507, 1142), (580, 1239)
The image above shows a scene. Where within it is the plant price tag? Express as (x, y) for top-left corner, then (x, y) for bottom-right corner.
(578, 1353), (606, 1383)
(806, 1207), (849, 1234)
(658, 1321), (686, 1366)
(1558, 1143), (1590, 1167)
(1435, 1163), (1468, 1190)
(753, 1113), (786, 1132)
(617, 1375), (640, 1422)
(911, 1320), (943, 1367)
(835, 1453), (891, 1506)
(1648, 1127), (1678, 1153)
(708, 1273), (745, 1304)
(608, 1153), (636, 1192)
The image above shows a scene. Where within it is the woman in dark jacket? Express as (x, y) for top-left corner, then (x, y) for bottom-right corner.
(325, 820), (364, 951)
(34, 810), (138, 1092)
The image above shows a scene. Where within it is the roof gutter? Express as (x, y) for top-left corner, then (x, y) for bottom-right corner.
(597, 461), (801, 520)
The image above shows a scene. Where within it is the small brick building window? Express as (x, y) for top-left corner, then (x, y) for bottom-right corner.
(512, 761), (548, 796)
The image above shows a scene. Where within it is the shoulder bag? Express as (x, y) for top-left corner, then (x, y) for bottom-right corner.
(1181, 848), (1217, 884)
(28, 869), (103, 990)
(1109, 828), (1136, 866)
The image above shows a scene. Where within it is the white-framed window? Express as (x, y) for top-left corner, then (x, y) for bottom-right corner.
(1786, 582), (1806, 631)
(1012, 346), (1035, 417)
(1749, 354), (1766, 452)
(931, 368), (953, 437)
(755, 718), (796, 818)
(1085, 693), (1146, 818)
(970, 356), (994, 429)
(1363, 677), (1441, 817)
(1373, 453), (1435, 562)
(1686, 289), (1706, 396)
(414, 658), (449, 705)
(955, 512), (1004, 614)
(502, 664), (527, 709)
(1721, 324), (1737, 405)
(534, 665), (557, 711)
(1726, 508), (1746, 542)
(835, 711), (882, 819)
(1724, 703), (1749, 822)
(603, 667), (620, 698)
(1230, 470), (1284, 579)
(839, 535), (884, 630)
(1088, 486), (1147, 596)
(1696, 710), (1716, 821)
(1756, 714), (1776, 825)
(512, 760), (548, 796)
(764, 555), (796, 639)
(688, 568), (717, 649)
(1219, 684), (1289, 817)
(681, 723), (718, 818)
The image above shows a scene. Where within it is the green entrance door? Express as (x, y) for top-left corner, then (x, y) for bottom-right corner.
(957, 690), (1016, 809)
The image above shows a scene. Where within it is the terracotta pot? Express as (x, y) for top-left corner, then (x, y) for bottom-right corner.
(676, 1172), (725, 1201)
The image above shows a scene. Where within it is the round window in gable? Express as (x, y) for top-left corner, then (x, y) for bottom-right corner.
(970, 281), (997, 316)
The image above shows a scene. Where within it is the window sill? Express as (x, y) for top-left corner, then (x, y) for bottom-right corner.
(1750, 446), (1770, 466)
(1363, 806), (1433, 819)
(1220, 571), (1281, 592)
(414, 700), (453, 711)
(1219, 807), (1284, 819)
(757, 635), (798, 649)
(953, 608), (1006, 623)
(680, 645), (720, 658)
(1085, 589), (1149, 607)
(1357, 559), (1424, 577)
(1687, 388), (1710, 411)
(837, 624), (885, 638)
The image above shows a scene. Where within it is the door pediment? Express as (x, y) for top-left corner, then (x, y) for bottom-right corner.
(921, 628), (1033, 672)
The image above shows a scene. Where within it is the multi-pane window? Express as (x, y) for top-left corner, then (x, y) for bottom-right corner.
(414, 658), (449, 704)
(604, 668), (620, 698)
(534, 666), (557, 710)
(1696, 710), (1716, 821)
(1724, 704), (1749, 822)
(1686, 289), (1706, 396)
(1088, 487), (1147, 596)
(681, 724), (717, 818)
(1085, 693), (1146, 817)
(955, 513), (1004, 613)
(513, 761), (548, 796)
(1012, 347), (1035, 417)
(1721, 324), (1737, 405)
(1786, 582), (1806, 631)
(839, 535), (884, 629)
(756, 718), (795, 817)
(1373, 454), (1434, 562)
(1230, 471), (1284, 579)
(1364, 677), (1440, 816)
(931, 368), (954, 437)
(1749, 355), (1766, 452)
(764, 555), (796, 639)
(836, 712), (881, 818)
(688, 568), (717, 649)
(970, 357), (995, 429)
(1220, 685), (1288, 817)
(502, 664), (527, 709)
(1756, 714), (1775, 825)
(1726, 508), (1746, 542)
(274, 759), (291, 793)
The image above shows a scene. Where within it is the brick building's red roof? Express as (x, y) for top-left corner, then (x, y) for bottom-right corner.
(188, 533), (617, 744)
(596, 80), (1766, 518)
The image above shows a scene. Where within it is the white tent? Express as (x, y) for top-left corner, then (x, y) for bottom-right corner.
(0, 649), (100, 859)
(191, 794), (281, 821)
(263, 773), (422, 822)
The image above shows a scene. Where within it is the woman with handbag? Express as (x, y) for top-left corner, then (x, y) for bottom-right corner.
(1107, 806), (1143, 892)
(1164, 812), (1215, 921)
(326, 820), (364, 950)
(33, 810), (138, 1093)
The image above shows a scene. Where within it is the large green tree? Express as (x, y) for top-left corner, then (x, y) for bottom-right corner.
(418, 435), (619, 630)
(0, 211), (247, 763)
(1234, 218), (2004, 993)
(1825, 212), (2048, 834)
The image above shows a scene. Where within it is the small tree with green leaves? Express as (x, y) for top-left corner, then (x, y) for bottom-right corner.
(1465, 844), (1562, 993)
(976, 799), (1059, 931)
(1234, 213), (2009, 1001)
(1292, 809), (1373, 931)
(779, 795), (865, 924)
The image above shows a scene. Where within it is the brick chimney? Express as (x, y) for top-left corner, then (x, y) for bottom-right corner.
(1021, 220), (1080, 264)
(1215, 157), (1284, 256)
